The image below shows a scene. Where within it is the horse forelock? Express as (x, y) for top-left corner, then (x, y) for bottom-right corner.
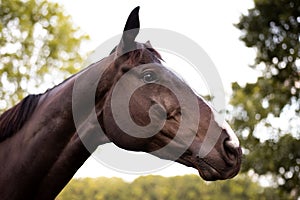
(113, 43), (162, 66)
(0, 94), (41, 142)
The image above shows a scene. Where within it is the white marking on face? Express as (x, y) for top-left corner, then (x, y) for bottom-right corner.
(222, 122), (240, 148)
(196, 95), (240, 148)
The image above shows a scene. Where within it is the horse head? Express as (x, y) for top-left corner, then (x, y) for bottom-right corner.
(95, 7), (242, 181)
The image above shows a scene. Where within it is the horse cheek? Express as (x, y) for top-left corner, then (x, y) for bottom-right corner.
(102, 101), (149, 151)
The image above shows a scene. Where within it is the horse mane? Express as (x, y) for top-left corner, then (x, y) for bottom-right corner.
(0, 94), (41, 142)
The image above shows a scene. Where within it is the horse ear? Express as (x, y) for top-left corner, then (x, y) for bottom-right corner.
(116, 6), (140, 56)
(123, 6), (140, 34)
(145, 40), (153, 48)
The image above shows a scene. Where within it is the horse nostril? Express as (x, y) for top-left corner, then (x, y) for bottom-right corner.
(223, 139), (240, 165)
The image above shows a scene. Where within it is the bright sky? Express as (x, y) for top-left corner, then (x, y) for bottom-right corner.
(50, 0), (257, 181)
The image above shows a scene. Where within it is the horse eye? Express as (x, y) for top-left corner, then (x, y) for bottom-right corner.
(142, 71), (158, 83)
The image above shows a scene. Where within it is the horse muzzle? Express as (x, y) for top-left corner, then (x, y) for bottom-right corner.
(177, 131), (242, 181)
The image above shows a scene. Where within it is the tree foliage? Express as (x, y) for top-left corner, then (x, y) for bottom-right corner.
(57, 175), (282, 200)
(232, 0), (300, 198)
(0, 0), (88, 111)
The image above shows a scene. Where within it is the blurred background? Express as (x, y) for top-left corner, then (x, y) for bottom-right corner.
(0, 0), (299, 199)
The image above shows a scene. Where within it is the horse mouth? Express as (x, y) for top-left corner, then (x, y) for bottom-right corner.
(177, 157), (220, 181)
(194, 159), (240, 181)
(194, 160), (223, 181)
(177, 153), (241, 181)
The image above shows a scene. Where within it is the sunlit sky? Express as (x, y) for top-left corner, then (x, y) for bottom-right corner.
(49, 0), (257, 181)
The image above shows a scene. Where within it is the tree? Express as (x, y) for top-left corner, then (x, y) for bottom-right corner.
(232, 0), (300, 199)
(0, 0), (88, 111)
(57, 175), (280, 200)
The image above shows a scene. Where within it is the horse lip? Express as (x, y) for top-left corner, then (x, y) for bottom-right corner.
(193, 159), (223, 181)
(178, 154), (241, 181)
(177, 155), (222, 181)
(202, 156), (242, 180)
(201, 156), (242, 180)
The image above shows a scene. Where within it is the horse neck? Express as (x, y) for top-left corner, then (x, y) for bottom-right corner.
(34, 56), (117, 199)
(36, 55), (117, 199)
(0, 55), (115, 200)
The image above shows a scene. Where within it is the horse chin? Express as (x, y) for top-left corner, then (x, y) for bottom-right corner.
(196, 166), (223, 181)
(190, 161), (222, 181)
(177, 155), (237, 181)
(195, 160), (241, 181)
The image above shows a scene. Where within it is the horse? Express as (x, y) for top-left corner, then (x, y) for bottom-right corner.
(0, 7), (242, 200)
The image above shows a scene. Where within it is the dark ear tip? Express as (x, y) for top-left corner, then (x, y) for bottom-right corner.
(128, 6), (140, 20)
(133, 6), (140, 13)
(123, 6), (141, 32)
